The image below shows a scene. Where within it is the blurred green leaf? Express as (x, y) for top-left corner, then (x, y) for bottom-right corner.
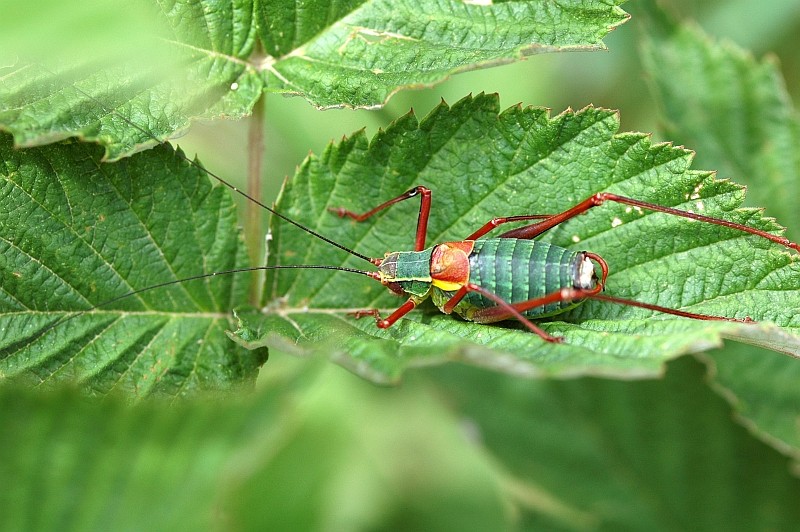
(428, 356), (800, 529)
(639, 5), (800, 458)
(0, 0), (628, 159)
(700, 345), (800, 460)
(0, 1), (262, 160)
(0, 135), (265, 397)
(0, 0), (160, 64)
(0, 382), (282, 531)
(4, 340), (797, 530)
(238, 93), (800, 382)
(0, 362), (509, 531)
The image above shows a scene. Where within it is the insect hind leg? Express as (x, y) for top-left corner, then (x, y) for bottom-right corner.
(587, 294), (754, 323)
(498, 192), (800, 254)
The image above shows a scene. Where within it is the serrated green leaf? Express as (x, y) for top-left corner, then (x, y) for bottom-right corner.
(640, 17), (800, 240)
(0, 0), (628, 158)
(0, 135), (266, 397)
(258, 0), (629, 107)
(233, 94), (800, 382)
(639, 6), (800, 458)
(5, 93), (800, 390)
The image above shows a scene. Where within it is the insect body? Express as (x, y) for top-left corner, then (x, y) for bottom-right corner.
(377, 239), (595, 334)
(327, 186), (797, 342)
(429, 239), (595, 321)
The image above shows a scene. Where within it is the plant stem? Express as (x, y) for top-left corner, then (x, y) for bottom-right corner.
(246, 93), (266, 306)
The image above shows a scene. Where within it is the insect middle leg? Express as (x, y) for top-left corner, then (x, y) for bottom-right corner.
(348, 298), (419, 329)
(440, 283), (580, 342)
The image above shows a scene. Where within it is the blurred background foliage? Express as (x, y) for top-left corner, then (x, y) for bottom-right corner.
(4, 0), (800, 530)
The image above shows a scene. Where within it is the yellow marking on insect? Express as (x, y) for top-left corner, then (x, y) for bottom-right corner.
(432, 278), (464, 292)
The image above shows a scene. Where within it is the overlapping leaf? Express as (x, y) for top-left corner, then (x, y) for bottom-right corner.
(0, 0), (627, 159)
(258, 0), (629, 107)
(0, 1), (262, 160)
(0, 136), (265, 397)
(3, 356), (799, 530)
(237, 94), (800, 382)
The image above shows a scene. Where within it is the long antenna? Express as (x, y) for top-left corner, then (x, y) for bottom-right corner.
(52, 68), (379, 265)
(79, 264), (378, 310)
(19, 264), (380, 347)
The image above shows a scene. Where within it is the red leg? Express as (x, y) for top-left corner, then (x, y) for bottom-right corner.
(471, 286), (601, 323)
(441, 283), (565, 343)
(458, 247), (750, 336)
(464, 214), (552, 240)
(498, 192), (800, 254)
(352, 298), (418, 329)
(329, 186), (432, 251)
(470, 284), (752, 329)
(588, 294), (754, 322)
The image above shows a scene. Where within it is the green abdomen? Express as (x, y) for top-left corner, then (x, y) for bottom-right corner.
(432, 239), (584, 321)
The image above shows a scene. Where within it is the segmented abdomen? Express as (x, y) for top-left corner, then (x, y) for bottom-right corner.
(433, 238), (584, 321)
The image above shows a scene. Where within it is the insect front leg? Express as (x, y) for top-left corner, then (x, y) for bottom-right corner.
(351, 298), (419, 329)
(329, 186), (432, 251)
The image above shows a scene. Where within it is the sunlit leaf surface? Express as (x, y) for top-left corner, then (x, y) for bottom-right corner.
(240, 94), (800, 382)
(0, 0), (628, 158)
